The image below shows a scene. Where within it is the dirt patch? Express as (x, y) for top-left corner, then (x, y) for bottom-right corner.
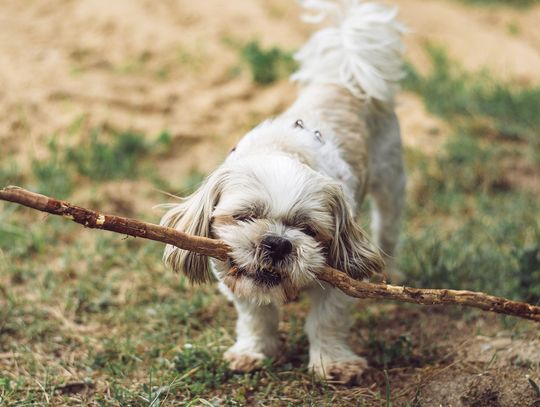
(420, 369), (539, 407)
(2, 0), (540, 175)
(397, 0), (540, 83)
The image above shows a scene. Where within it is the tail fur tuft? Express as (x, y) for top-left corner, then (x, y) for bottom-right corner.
(291, 0), (406, 105)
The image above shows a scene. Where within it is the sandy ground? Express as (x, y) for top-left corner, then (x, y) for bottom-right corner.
(2, 0), (540, 172)
(1, 0), (539, 404)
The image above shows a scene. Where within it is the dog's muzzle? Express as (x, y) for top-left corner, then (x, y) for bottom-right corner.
(253, 269), (282, 287)
(261, 235), (292, 263)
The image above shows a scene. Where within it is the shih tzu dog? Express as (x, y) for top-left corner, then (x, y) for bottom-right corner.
(161, 0), (406, 384)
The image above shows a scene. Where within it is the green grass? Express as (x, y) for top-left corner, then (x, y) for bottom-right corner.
(404, 46), (540, 163)
(241, 41), (297, 85)
(458, 0), (539, 7)
(66, 129), (171, 181)
(0, 126), (172, 199)
(400, 44), (540, 304)
(0, 222), (371, 405)
(0, 159), (23, 187)
(400, 192), (540, 301)
(32, 139), (74, 199)
(2, 43), (540, 405)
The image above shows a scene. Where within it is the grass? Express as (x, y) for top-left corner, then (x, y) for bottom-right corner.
(0, 160), (23, 188)
(404, 46), (540, 164)
(240, 41), (297, 85)
(32, 139), (74, 199)
(0, 223), (369, 404)
(400, 189), (540, 300)
(458, 0), (540, 7)
(1, 39), (540, 407)
(401, 46), (540, 301)
(2, 127), (173, 203)
(65, 129), (171, 181)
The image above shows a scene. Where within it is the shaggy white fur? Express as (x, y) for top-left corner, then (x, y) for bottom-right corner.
(161, 0), (406, 384)
(292, 0), (406, 104)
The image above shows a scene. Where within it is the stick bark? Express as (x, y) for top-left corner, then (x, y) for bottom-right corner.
(1, 185), (539, 322)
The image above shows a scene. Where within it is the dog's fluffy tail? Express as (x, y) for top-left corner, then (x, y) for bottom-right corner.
(291, 0), (406, 105)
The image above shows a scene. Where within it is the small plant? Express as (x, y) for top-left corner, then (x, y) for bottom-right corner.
(0, 160), (23, 187)
(66, 129), (170, 180)
(366, 335), (415, 368)
(513, 246), (540, 304)
(403, 46), (540, 147)
(173, 345), (231, 395)
(31, 139), (73, 199)
(423, 130), (510, 196)
(241, 41), (297, 85)
(400, 203), (540, 301)
(459, 0), (539, 7)
(66, 130), (144, 180)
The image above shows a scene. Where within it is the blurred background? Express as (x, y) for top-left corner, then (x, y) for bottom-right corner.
(0, 0), (539, 405)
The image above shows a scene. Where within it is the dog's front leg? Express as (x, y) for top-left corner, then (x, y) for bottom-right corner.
(305, 283), (367, 385)
(223, 292), (280, 372)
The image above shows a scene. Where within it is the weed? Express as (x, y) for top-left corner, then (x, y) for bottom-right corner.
(401, 111), (540, 301)
(506, 21), (521, 36)
(366, 335), (415, 368)
(458, 0), (539, 7)
(0, 159), (23, 187)
(404, 46), (540, 156)
(173, 345), (231, 395)
(31, 139), (73, 198)
(384, 370), (391, 407)
(514, 246), (540, 304)
(400, 198), (540, 300)
(65, 129), (167, 180)
(241, 41), (297, 85)
(528, 376), (540, 397)
(431, 130), (510, 194)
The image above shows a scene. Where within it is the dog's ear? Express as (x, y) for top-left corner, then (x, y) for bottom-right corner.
(160, 168), (229, 283)
(324, 183), (384, 279)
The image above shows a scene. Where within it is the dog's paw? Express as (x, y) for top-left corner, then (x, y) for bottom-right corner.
(224, 349), (266, 372)
(312, 357), (368, 386)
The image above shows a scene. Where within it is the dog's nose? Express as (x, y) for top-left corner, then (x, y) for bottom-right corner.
(261, 235), (293, 262)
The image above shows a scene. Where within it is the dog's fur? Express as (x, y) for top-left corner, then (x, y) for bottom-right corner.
(160, 0), (406, 384)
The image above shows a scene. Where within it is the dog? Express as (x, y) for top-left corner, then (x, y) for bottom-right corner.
(160, 0), (406, 385)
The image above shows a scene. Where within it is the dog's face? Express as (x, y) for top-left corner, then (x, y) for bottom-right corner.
(161, 154), (383, 303)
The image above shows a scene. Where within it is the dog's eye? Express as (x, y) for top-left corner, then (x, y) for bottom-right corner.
(302, 226), (317, 237)
(233, 214), (254, 223)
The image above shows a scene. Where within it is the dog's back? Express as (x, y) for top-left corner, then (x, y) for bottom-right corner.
(286, 0), (407, 280)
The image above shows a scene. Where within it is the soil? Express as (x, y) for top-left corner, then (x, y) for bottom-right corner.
(3, 0), (540, 169)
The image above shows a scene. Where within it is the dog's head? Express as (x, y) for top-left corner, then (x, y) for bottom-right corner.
(161, 152), (383, 303)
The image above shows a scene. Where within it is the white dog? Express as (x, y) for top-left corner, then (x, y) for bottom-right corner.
(161, 0), (406, 384)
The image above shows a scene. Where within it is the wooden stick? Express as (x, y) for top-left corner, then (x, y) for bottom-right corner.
(0, 186), (229, 261)
(1, 186), (539, 322)
(316, 267), (540, 322)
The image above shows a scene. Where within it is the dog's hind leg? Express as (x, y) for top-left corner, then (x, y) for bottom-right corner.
(368, 112), (406, 283)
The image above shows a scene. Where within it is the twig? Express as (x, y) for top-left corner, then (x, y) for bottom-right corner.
(1, 186), (539, 322)
(316, 267), (540, 322)
(0, 186), (229, 261)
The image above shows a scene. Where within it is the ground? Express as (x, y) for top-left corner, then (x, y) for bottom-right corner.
(1, 0), (539, 405)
